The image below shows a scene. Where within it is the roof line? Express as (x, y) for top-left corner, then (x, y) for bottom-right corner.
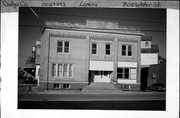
(44, 27), (144, 36)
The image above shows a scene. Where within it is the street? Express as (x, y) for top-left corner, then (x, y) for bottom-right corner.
(18, 92), (165, 110)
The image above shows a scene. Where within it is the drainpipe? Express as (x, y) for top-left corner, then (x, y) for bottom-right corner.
(47, 32), (50, 90)
(88, 35), (90, 85)
(113, 37), (118, 83)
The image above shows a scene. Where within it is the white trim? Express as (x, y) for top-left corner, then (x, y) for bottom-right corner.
(141, 53), (158, 66)
(52, 63), (74, 78)
(117, 79), (136, 84)
(39, 81), (88, 84)
(35, 65), (40, 86)
(90, 61), (113, 71)
(55, 63), (58, 77)
(118, 62), (137, 68)
(45, 27), (144, 36)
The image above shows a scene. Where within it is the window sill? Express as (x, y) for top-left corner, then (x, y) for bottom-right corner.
(56, 52), (70, 55)
(117, 79), (137, 84)
(52, 77), (73, 80)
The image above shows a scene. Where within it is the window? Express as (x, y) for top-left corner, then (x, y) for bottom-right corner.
(54, 84), (61, 89)
(122, 45), (132, 56)
(145, 42), (149, 46)
(63, 84), (70, 89)
(69, 64), (73, 77)
(57, 41), (69, 53)
(92, 43), (97, 54)
(58, 64), (62, 77)
(124, 68), (129, 79)
(122, 45), (126, 56)
(63, 64), (68, 77)
(130, 69), (136, 79)
(117, 68), (123, 78)
(52, 64), (56, 77)
(105, 44), (111, 55)
(52, 63), (73, 78)
(117, 68), (136, 79)
(57, 41), (63, 52)
(127, 45), (132, 56)
(117, 68), (130, 79)
(64, 42), (69, 53)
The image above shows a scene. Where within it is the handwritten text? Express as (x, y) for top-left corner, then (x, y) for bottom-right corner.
(42, 2), (66, 7)
(3, 0), (28, 9)
(79, 2), (98, 7)
(122, 1), (160, 8)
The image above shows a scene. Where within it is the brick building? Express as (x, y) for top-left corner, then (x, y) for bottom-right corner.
(35, 20), (158, 90)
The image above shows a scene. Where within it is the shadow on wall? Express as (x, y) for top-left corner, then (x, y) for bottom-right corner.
(147, 60), (166, 87)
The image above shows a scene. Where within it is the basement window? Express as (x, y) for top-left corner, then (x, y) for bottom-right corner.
(54, 84), (61, 89)
(63, 84), (70, 89)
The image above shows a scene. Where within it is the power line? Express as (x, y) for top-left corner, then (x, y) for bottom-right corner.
(20, 11), (166, 25)
(39, 12), (166, 25)
(20, 24), (42, 28)
(19, 24), (166, 32)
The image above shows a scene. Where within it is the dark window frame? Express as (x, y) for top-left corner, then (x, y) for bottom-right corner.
(121, 45), (132, 56)
(92, 43), (97, 54)
(105, 43), (111, 55)
(57, 41), (70, 53)
(117, 68), (130, 79)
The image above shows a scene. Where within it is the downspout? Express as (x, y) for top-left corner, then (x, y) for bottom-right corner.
(47, 32), (50, 90)
(88, 35), (90, 84)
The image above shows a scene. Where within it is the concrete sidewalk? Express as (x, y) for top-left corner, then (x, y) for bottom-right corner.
(37, 89), (164, 95)
(19, 84), (165, 95)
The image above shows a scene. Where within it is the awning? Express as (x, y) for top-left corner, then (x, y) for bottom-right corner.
(90, 61), (113, 71)
(118, 62), (137, 68)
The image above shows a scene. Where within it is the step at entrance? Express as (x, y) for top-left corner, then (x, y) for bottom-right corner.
(82, 83), (122, 94)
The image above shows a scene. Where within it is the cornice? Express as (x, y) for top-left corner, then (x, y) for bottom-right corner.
(118, 38), (139, 42)
(50, 32), (86, 39)
(89, 35), (114, 41)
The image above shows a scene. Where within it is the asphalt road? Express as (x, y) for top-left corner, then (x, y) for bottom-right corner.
(18, 92), (165, 110)
(18, 100), (165, 110)
(18, 92), (165, 101)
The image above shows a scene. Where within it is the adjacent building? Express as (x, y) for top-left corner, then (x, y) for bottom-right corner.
(35, 20), (159, 90)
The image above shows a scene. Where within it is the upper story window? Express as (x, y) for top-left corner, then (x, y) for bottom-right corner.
(122, 45), (132, 56)
(57, 41), (69, 53)
(92, 43), (97, 54)
(105, 44), (111, 55)
(64, 42), (69, 53)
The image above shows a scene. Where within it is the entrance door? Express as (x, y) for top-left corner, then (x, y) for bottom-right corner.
(93, 71), (111, 83)
(140, 68), (148, 90)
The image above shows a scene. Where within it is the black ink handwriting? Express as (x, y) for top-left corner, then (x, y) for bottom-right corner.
(79, 2), (98, 7)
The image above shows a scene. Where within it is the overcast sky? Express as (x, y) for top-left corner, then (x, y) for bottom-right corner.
(19, 8), (166, 68)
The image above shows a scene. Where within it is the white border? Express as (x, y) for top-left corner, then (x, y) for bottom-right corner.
(1, 9), (179, 118)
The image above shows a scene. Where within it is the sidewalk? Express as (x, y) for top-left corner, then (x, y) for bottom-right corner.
(19, 85), (165, 95)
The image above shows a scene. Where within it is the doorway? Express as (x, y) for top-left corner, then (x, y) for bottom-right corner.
(140, 68), (149, 91)
(89, 71), (112, 83)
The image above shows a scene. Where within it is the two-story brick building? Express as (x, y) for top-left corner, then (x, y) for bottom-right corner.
(35, 20), (158, 90)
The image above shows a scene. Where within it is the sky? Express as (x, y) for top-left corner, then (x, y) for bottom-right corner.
(19, 8), (166, 68)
